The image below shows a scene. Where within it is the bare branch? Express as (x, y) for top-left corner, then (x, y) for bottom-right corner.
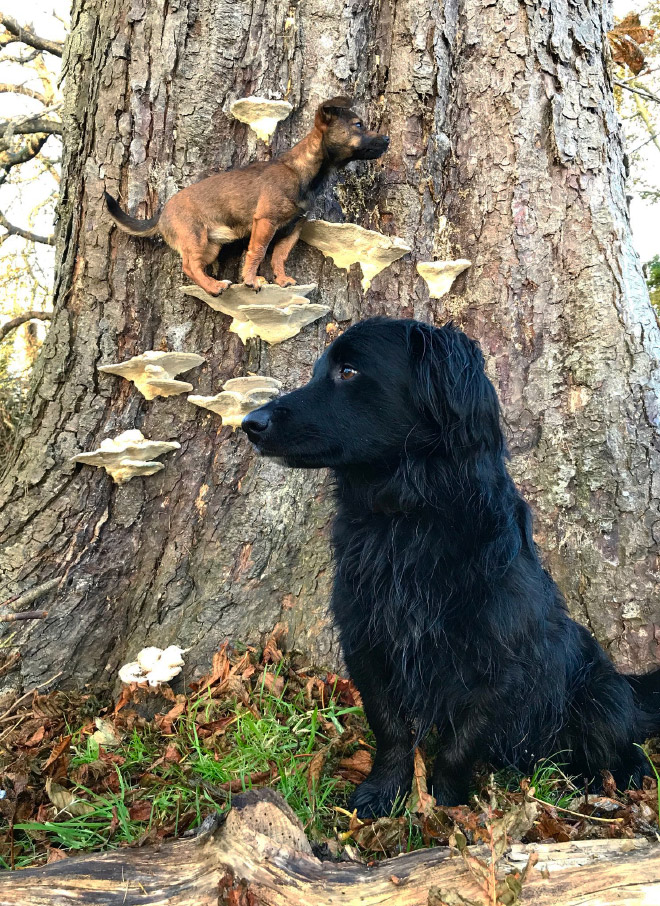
(615, 79), (660, 105)
(0, 14), (64, 58)
(0, 83), (48, 103)
(0, 609), (48, 622)
(0, 134), (48, 182)
(0, 47), (39, 64)
(0, 311), (52, 343)
(0, 210), (54, 245)
(0, 117), (62, 137)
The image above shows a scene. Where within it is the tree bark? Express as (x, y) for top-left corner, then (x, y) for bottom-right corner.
(0, 0), (658, 691)
(0, 789), (658, 906)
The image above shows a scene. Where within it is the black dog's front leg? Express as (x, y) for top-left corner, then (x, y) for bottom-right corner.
(343, 646), (414, 818)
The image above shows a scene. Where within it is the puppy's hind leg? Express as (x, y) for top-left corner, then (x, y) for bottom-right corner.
(344, 647), (414, 818)
(270, 218), (304, 287)
(181, 233), (230, 296)
(242, 217), (278, 290)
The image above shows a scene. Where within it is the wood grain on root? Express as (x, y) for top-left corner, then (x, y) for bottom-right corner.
(0, 789), (658, 906)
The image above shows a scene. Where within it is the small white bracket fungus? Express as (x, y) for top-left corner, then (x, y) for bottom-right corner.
(229, 96), (293, 143)
(98, 351), (205, 400)
(299, 220), (411, 291)
(416, 259), (472, 299)
(180, 283), (328, 345)
(189, 375), (281, 429)
(119, 645), (187, 687)
(71, 429), (180, 485)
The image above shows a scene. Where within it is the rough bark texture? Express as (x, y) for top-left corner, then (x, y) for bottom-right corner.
(0, 0), (658, 691)
(0, 789), (658, 905)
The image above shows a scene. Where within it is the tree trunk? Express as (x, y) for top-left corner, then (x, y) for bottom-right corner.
(1, 790), (658, 906)
(0, 0), (658, 691)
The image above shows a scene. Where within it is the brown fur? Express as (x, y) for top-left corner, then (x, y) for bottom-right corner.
(105, 98), (389, 295)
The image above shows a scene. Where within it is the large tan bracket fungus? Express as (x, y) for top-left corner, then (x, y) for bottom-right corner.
(71, 429), (180, 484)
(299, 220), (411, 290)
(189, 376), (281, 428)
(180, 283), (329, 344)
(229, 96), (293, 143)
(98, 351), (205, 400)
(417, 259), (472, 298)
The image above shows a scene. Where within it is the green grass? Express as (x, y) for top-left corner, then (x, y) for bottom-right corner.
(2, 670), (365, 869)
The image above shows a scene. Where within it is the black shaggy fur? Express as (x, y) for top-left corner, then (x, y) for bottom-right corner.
(242, 317), (660, 817)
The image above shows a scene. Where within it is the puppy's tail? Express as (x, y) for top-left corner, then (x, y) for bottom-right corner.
(104, 192), (160, 237)
(626, 668), (660, 737)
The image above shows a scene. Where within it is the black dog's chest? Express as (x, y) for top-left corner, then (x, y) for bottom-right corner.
(331, 514), (462, 651)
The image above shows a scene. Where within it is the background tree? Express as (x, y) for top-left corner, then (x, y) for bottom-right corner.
(0, 10), (64, 466)
(1, 0), (659, 693)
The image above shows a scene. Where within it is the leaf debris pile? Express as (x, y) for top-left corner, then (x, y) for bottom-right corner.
(1, 634), (659, 873)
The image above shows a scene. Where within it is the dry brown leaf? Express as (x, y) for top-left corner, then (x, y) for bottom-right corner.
(337, 749), (373, 784)
(42, 734), (72, 776)
(408, 749), (436, 816)
(24, 725), (45, 747)
(608, 13), (655, 74)
(262, 622), (288, 664)
(91, 717), (121, 748)
(129, 800), (153, 822)
(262, 670), (285, 697)
(190, 643), (232, 692)
(307, 748), (327, 795)
(45, 779), (95, 817)
(155, 699), (186, 734)
(325, 673), (363, 707)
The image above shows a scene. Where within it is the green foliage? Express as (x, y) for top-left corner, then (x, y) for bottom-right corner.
(646, 254), (660, 310)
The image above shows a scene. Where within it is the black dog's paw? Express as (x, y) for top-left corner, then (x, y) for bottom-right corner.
(429, 777), (470, 808)
(348, 779), (407, 818)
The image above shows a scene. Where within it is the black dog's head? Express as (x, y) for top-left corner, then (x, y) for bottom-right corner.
(242, 318), (504, 470)
(315, 97), (389, 163)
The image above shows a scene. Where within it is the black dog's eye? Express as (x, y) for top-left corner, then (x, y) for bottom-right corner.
(339, 365), (358, 381)
(354, 121), (362, 129)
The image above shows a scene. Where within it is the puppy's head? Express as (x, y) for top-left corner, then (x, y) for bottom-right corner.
(242, 318), (504, 470)
(315, 97), (389, 163)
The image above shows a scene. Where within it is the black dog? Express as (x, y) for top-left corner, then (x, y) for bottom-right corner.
(243, 317), (660, 816)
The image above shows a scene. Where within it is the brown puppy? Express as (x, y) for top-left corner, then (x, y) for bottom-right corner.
(105, 98), (389, 295)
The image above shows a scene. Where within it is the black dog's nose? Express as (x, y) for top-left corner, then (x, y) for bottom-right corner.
(242, 407), (271, 439)
(383, 135), (390, 145)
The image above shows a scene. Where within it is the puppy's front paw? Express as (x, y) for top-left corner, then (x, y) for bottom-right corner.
(274, 275), (297, 288)
(244, 276), (268, 291)
(212, 280), (232, 295)
(348, 779), (407, 819)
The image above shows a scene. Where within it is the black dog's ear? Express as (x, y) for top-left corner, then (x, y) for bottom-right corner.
(316, 96), (355, 124)
(409, 322), (503, 455)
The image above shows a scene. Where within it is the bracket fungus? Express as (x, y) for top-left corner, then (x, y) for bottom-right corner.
(229, 96), (293, 143)
(119, 645), (187, 687)
(299, 220), (411, 290)
(98, 351), (205, 400)
(416, 259), (471, 299)
(189, 375), (281, 428)
(180, 283), (329, 344)
(71, 429), (180, 484)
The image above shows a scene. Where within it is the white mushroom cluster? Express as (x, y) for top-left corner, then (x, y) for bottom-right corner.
(181, 283), (329, 345)
(299, 220), (411, 291)
(189, 375), (281, 428)
(98, 351), (205, 400)
(71, 429), (180, 484)
(118, 645), (187, 687)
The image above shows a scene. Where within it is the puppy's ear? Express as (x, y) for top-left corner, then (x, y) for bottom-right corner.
(316, 96), (354, 126)
(409, 323), (503, 455)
